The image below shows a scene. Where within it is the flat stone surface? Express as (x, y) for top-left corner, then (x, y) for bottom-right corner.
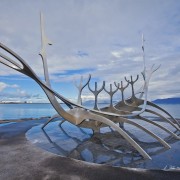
(0, 119), (180, 180)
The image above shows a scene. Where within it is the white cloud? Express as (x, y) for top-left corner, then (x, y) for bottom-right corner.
(0, 82), (19, 92)
(0, 0), (180, 101)
(0, 82), (8, 92)
(111, 47), (136, 57)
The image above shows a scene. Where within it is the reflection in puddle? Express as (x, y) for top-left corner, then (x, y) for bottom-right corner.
(26, 119), (180, 169)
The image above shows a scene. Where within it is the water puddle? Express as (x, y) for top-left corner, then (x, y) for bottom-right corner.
(26, 119), (180, 169)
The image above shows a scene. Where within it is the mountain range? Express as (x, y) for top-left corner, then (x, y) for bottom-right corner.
(152, 97), (180, 104)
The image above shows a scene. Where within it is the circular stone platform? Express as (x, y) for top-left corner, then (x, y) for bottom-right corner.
(26, 118), (180, 169)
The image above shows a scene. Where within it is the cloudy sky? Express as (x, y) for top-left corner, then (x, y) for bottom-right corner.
(0, 0), (180, 103)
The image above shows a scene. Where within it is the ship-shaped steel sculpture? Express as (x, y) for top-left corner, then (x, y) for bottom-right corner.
(0, 13), (179, 160)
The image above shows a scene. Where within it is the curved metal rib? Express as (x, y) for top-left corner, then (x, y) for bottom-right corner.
(100, 115), (171, 149)
(146, 109), (180, 131)
(120, 118), (171, 149)
(0, 52), (22, 70)
(147, 101), (180, 127)
(115, 98), (180, 132)
(137, 115), (180, 139)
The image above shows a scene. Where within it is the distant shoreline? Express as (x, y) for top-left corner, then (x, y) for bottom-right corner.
(0, 102), (64, 104)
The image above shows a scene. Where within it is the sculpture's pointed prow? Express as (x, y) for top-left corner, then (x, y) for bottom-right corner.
(40, 12), (52, 47)
(39, 12), (52, 87)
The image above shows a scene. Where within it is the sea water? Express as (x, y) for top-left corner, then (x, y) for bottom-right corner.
(0, 103), (180, 120)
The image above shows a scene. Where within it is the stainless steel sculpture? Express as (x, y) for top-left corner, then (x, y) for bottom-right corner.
(0, 13), (179, 160)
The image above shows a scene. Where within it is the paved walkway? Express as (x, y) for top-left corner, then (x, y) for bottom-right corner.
(0, 120), (179, 180)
